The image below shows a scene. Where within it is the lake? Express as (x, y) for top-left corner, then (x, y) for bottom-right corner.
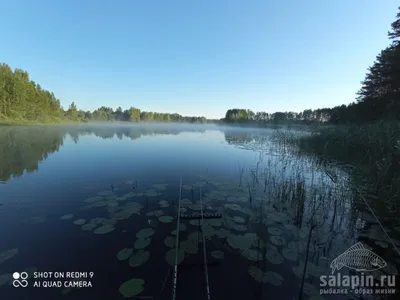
(0, 124), (399, 300)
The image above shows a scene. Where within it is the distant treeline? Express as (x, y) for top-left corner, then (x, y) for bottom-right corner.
(0, 64), (207, 124)
(223, 8), (400, 126)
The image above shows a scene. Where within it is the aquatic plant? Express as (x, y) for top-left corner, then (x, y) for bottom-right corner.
(211, 250), (224, 259)
(119, 278), (145, 297)
(159, 216), (173, 223)
(134, 238), (151, 250)
(117, 248), (133, 261)
(0, 248), (18, 264)
(128, 250), (150, 267)
(93, 224), (115, 234)
(136, 228), (155, 239)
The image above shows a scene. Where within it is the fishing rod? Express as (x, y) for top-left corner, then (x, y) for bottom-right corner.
(172, 176), (183, 300)
(199, 187), (211, 300)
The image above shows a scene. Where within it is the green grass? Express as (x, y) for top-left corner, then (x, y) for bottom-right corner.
(276, 121), (400, 216)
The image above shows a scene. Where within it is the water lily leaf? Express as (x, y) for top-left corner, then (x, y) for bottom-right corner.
(73, 219), (86, 225)
(233, 224), (247, 231)
(189, 220), (200, 226)
(81, 224), (96, 231)
(270, 236), (286, 246)
(224, 204), (242, 211)
(206, 219), (223, 227)
(153, 184), (168, 190)
(211, 250), (224, 259)
(136, 228), (155, 239)
(159, 200), (169, 208)
(266, 248), (284, 264)
(268, 227), (283, 235)
(182, 185), (193, 191)
(146, 210), (164, 217)
(119, 278), (145, 297)
(134, 238), (151, 250)
(164, 236), (176, 248)
(292, 264), (308, 279)
(165, 248), (185, 266)
(227, 233), (254, 251)
(248, 265), (264, 283)
(241, 249), (263, 261)
(98, 190), (114, 196)
(301, 283), (319, 296)
(94, 225), (115, 234)
(283, 224), (298, 232)
(375, 241), (388, 248)
(215, 228), (230, 239)
(145, 189), (159, 197)
(84, 196), (103, 203)
(60, 214), (74, 220)
(232, 216), (245, 224)
(263, 271), (283, 286)
(108, 201), (119, 207)
(0, 273), (12, 286)
(189, 204), (202, 211)
(89, 200), (110, 208)
(282, 248), (298, 261)
(180, 198), (193, 207)
(129, 250), (150, 267)
(117, 248), (133, 261)
(159, 216), (173, 223)
(0, 248), (18, 264)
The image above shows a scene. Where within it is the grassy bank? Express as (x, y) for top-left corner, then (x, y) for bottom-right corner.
(277, 121), (400, 216)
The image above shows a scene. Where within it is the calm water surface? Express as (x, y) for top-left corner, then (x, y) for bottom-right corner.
(0, 124), (398, 300)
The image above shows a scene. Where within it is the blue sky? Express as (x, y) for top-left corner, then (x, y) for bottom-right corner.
(0, 0), (398, 119)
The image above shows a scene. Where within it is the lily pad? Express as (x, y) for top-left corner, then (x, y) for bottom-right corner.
(0, 248), (18, 264)
(264, 271), (284, 286)
(301, 283), (319, 296)
(98, 190), (114, 196)
(165, 248), (185, 266)
(145, 190), (159, 197)
(159, 200), (169, 208)
(248, 265), (264, 283)
(129, 250), (150, 267)
(164, 236), (176, 248)
(159, 216), (174, 223)
(134, 238), (151, 250)
(215, 228), (230, 238)
(84, 196), (103, 203)
(117, 248), (133, 261)
(73, 219), (86, 225)
(0, 273), (12, 286)
(153, 184), (168, 190)
(227, 233), (255, 251)
(268, 227), (283, 235)
(282, 248), (298, 261)
(232, 216), (245, 224)
(241, 249), (263, 261)
(270, 236), (286, 246)
(211, 250), (224, 259)
(94, 225), (115, 234)
(266, 248), (284, 264)
(60, 214), (74, 220)
(146, 210), (164, 217)
(136, 228), (155, 239)
(119, 278), (145, 297)
(81, 224), (97, 231)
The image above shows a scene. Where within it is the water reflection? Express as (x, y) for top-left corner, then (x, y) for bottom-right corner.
(0, 124), (399, 300)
